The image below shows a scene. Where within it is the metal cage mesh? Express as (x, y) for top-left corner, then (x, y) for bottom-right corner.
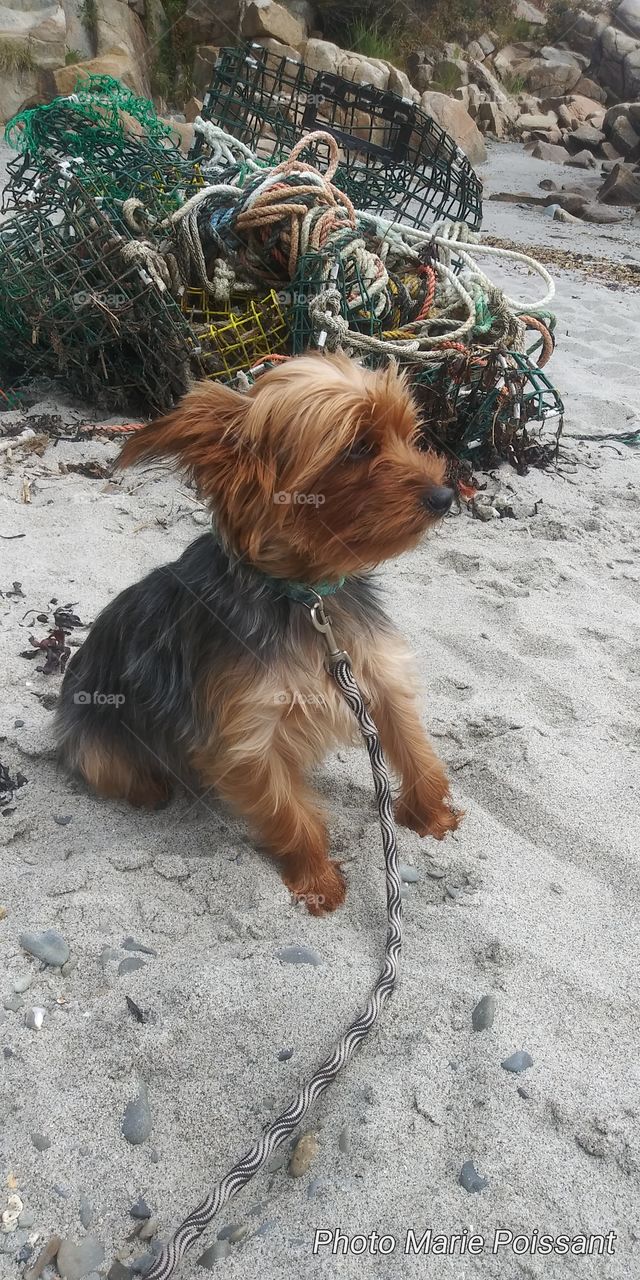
(192, 44), (483, 232)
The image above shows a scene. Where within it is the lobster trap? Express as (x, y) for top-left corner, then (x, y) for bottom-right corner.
(192, 44), (483, 232)
(0, 171), (197, 413)
(412, 348), (564, 473)
(181, 288), (290, 379)
(4, 75), (200, 228)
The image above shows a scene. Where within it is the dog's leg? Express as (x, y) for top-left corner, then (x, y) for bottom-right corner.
(73, 739), (171, 808)
(363, 635), (460, 840)
(200, 751), (346, 913)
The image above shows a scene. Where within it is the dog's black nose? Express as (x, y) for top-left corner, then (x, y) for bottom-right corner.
(424, 485), (454, 515)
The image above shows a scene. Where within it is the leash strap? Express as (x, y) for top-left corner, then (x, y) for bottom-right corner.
(144, 616), (402, 1280)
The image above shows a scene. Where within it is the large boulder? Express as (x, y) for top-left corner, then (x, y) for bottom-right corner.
(420, 91), (487, 165)
(598, 160), (640, 202)
(572, 74), (607, 102)
(598, 24), (639, 97)
(301, 36), (340, 73)
(95, 0), (148, 71)
(566, 122), (606, 150)
(384, 62), (420, 101)
(615, 0), (640, 39)
(53, 51), (146, 95)
(603, 102), (640, 155)
(625, 46), (640, 96)
(184, 0), (241, 45)
(193, 44), (219, 94)
(241, 0), (305, 49)
(338, 53), (389, 90)
(516, 47), (583, 95)
(0, 2), (65, 68)
(61, 0), (94, 60)
(0, 1), (66, 120)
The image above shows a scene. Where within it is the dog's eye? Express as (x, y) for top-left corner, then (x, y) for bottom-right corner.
(347, 438), (376, 460)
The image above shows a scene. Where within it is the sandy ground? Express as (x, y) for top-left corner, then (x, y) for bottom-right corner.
(1, 139), (640, 1280)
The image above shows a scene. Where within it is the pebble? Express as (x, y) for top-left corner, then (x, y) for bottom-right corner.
(19, 1211), (35, 1229)
(14, 719), (25, 728)
(501, 1050), (533, 1074)
(25, 1007), (46, 1031)
(277, 1048), (294, 1061)
(130, 1199), (152, 1220)
(458, 1160), (489, 1193)
(122, 1082), (152, 1145)
(30, 1133), (51, 1151)
(1, 1193), (23, 1232)
(107, 1263), (131, 1280)
(138, 1218), (158, 1242)
(277, 945), (322, 967)
(122, 938), (157, 957)
(3, 993), (24, 1012)
(12, 974), (32, 993)
(24, 1235), (61, 1280)
(198, 1241), (231, 1266)
(288, 1131), (319, 1178)
(424, 860), (446, 880)
(3, 1047), (14, 1058)
(20, 928), (70, 967)
(518, 1086), (531, 1100)
(398, 863), (419, 884)
(118, 957), (146, 976)
(100, 947), (121, 968)
(78, 1196), (93, 1230)
(217, 1223), (248, 1243)
(56, 1236), (105, 1280)
(338, 1126), (350, 1154)
(471, 994), (496, 1032)
(61, 957), (79, 978)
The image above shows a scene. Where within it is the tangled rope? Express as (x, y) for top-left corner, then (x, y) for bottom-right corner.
(142, 634), (403, 1280)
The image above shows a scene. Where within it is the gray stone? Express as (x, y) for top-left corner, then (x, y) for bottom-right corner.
(568, 123), (605, 151)
(565, 149), (597, 168)
(471, 994), (496, 1031)
(580, 203), (625, 222)
(458, 1160), (489, 1192)
(130, 1198), (152, 1220)
(277, 945), (322, 966)
(604, 105), (640, 160)
(241, 0), (305, 48)
(122, 937), (157, 956)
(531, 141), (569, 161)
(20, 928), (70, 967)
(30, 1132), (51, 1151)
(118, 957), (146, 976)
(12, 974), (32, 993)
(398, 863), (420, 884)
(56, 1236), (105, 1280)
(617, 0), (640, 39)
(19, 1210), (36, 1228)
(122, 1082), (152, 1144)
(25, 1006), (46, 1030)
(199, 1241), (232, 1265)
(3, 993), (24, 1012)
(79, 1196), (93, 1230)
(598, 160), (640, 203)
(501, 1050), (534, 1073)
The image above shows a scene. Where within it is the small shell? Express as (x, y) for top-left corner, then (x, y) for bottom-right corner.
(288, 1132), (319, 1178)
(1, 1194), (24, 1233)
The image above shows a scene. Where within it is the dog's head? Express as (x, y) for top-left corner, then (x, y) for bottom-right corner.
(119, 353), (452, 580)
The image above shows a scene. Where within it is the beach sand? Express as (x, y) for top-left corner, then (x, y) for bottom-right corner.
(1, 141), (639, 1280)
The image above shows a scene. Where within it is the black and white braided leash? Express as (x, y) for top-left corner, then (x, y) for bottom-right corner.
(144, 600), (402, 1280)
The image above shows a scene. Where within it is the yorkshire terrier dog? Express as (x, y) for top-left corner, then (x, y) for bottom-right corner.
(56, 353), (460, 913)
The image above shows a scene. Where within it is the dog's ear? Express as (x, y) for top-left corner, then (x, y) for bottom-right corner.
(117, 380), (249, 477)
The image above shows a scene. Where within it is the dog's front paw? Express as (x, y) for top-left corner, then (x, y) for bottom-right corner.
(284, 858), (346, 915)
(395, 793), (462, 840)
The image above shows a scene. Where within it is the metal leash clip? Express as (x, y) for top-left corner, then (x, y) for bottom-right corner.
(307, 592), (350, 671)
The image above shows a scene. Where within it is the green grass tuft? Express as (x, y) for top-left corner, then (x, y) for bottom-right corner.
(0, 38), (36, 74)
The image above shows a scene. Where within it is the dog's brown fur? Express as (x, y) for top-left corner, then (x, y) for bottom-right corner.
(57, 354), (460, 913)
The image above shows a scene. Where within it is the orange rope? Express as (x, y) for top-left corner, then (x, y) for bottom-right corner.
(520, 315), (553, 368)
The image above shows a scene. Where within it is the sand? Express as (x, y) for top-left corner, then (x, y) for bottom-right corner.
(1, 139), (640, 1280)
